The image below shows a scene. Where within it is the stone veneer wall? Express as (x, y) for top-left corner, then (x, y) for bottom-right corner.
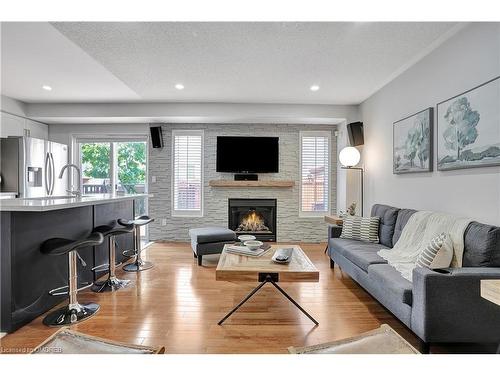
(148, 123), (337, 242)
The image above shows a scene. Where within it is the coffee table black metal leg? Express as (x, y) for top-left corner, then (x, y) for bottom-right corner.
(218, 274), (319, 326)
(218, 279), (269, 325)
(270, 279), (319, 325)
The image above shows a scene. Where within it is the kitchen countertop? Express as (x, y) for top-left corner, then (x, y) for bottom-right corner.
(0, 193), (150, 212)
(0, 192), (17, 200)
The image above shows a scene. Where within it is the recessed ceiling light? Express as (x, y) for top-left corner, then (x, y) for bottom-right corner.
(175, 83), (184, 90)
(310, 85), (320, 92)
(42, 85), (52, 91)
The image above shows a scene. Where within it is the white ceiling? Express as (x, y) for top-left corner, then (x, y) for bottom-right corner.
(1, 22), (461, 105)
(0, 23), (140, 103)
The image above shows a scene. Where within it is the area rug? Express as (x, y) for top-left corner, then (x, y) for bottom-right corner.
(30, 328), (165, 354)
(288, 324), (420, 354)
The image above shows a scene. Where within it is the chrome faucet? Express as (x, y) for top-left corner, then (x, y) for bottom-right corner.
(59, 164), (82, 197)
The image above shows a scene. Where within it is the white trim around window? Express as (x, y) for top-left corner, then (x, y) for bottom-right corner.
(171, 129), (204, 217)
(299, 130), (331, 218)
(72, 133), (149, 197)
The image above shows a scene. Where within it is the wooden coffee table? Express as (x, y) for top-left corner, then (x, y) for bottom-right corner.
(216, 244), (319, 325)
(480, 280), (500, 353)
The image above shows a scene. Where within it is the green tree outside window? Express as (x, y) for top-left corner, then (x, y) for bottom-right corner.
(81, 142), (146, 193)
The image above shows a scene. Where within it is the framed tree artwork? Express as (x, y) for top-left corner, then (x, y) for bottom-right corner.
(393, 108), (433, 174)
(437, 76), (500, 171)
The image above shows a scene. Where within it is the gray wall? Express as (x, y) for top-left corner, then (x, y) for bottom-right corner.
(361, 23), (500, 225)
(49, 123), (149, 158)
(148, 123), (337, 242)
(1, 95), (27, 117)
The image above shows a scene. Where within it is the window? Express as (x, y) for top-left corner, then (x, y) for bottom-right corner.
(172, 130), (204, 217)
(300, 131), (330, 216)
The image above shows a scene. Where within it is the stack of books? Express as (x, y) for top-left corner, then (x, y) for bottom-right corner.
(226, 245), (269, 257)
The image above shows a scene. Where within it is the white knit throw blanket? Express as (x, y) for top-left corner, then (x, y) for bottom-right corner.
(377, 211), (472, 281)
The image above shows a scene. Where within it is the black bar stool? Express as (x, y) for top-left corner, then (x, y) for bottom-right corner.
(119, 215), (154, 272)
(91, 221), (135, 293)
(40, 232), (104, 326)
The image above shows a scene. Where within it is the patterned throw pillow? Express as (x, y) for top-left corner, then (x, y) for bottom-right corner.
(415, 232), (453, 269)
(340, 216), (380, 243)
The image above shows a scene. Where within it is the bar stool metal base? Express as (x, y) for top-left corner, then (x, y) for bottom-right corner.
(122, 249), (136, 258)
(42, 302), (100, 327)
(91, 276), (131, 293)
(123, 259), (153, 272)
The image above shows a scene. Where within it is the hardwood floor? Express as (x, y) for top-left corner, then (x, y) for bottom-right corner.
(0, 242), (491, 354)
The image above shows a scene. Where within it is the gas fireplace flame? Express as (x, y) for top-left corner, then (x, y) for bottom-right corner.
(236, 210), (270, 233)
(246, 212), (259, 224)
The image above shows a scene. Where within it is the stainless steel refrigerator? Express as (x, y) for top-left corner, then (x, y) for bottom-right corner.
(0, 136), (68, 197)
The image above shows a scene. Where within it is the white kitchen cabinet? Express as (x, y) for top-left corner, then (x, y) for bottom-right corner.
(25, 118), (49, 139)
(1, 112), (25, 137)
(0, 112), (48, 139)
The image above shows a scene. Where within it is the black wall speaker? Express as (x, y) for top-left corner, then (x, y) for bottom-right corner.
(347, 122), (364, 146)
(150, 126), (163, 148)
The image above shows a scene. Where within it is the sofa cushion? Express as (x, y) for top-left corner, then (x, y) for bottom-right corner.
(371, 204), (400, 247)
(368, 264), (413, 306)
(188, 227), (236, 244)
(415, 232), (453, 269)
(340, 216), (380, 243)
(463, 222), (500, 267)
(329, 238), (388, 272)
(393, 208), (417, 245)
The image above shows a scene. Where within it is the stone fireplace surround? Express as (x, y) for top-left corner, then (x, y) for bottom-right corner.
(148, 123), (337, 243)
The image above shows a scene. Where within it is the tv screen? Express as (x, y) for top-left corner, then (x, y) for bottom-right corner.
(216, 136), (279, 173)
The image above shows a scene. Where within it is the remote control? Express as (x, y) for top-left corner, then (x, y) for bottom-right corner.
(274, 248), (293, 262)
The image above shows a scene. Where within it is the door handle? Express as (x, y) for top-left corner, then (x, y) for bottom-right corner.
(44, 153), (50, 195)
(47, 153), (50, 195)
(50, 153), (55, 195)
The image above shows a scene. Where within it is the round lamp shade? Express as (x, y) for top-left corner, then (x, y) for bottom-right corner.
(339, 146), (361, 167)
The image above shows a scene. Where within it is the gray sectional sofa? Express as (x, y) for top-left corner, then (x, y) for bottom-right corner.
(328, 204), (500, 348)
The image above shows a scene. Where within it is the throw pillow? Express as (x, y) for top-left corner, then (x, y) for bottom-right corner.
(340, 216), (380, 243)
(415, 232), (454, 269)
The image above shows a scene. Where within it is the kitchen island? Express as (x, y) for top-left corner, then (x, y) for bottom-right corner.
(0, 194), (148, 333)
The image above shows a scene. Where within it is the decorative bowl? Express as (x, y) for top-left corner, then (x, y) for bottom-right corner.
(238, 235), (256, 242)
(244, 240), (263, 250)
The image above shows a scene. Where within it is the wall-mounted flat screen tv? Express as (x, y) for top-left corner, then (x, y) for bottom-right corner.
(216, 136), (279, 173)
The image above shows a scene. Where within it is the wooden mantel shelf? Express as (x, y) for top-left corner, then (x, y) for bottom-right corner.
(209, 180), (295, 188)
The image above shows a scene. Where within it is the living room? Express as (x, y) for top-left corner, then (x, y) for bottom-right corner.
(1, 0), (499, 372)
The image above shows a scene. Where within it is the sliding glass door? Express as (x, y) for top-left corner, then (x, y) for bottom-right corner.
(77, 137), (148, 241)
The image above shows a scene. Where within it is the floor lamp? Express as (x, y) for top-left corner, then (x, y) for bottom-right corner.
(339, 146), (364, 216)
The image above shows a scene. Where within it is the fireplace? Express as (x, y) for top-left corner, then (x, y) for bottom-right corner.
(228, 199), (277, 242)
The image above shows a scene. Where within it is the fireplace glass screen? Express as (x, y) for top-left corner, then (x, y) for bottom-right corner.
(228, 199), (277, 241)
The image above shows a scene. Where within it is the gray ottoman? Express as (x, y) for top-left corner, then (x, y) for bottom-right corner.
(189, 227), (236, 266)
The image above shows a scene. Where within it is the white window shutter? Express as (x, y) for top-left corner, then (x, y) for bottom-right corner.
(300, 132), (330, 216)
(172, 130), (203, 216)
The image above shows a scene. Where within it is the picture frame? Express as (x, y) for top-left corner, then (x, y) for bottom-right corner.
(393, 107), (433, 174)
(437, 76), (500, 171)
